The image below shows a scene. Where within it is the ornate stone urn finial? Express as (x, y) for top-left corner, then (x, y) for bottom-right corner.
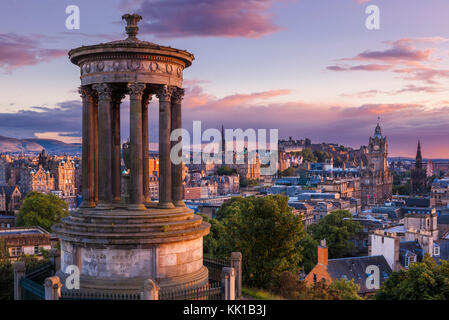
(122, 13), (143, 40)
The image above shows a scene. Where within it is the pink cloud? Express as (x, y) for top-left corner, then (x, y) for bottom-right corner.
(131, 0), (283, 38)
(0, 33), (66, 72)
(327, 64), (393, 72)
(347, 39), (434, 64)
(328, 37), (449, 86)
(180, 82), (449, 158)
(341, 85), (445, 98)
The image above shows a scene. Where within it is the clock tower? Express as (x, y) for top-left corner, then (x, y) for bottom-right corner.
(361, 122), (393, 208)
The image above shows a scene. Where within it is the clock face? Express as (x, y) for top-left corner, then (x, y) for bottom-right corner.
(373, 145), (380, 151)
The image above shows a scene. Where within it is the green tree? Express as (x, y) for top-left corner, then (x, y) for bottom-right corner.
(279, 167), (296, 177)
(313, 151), (330, 163)
(216, 165), (237, 176)
(205, 195), (305, 289)
(376, 255), (449, 300)
(199, 214), (227, 258)
(298, 234), (318, 273)
(328, 278), (362, 300)
(333, 156), (343, 168)
(0, 253), (46, 300)
(270, 271), (361, 300)
(300, 148), (317, 163)
(307, 210), (362, 259)
(16, 192), (69, 232)
(392, 184), (411, 195)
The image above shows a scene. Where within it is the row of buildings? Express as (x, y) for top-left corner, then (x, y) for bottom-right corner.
(0, 150), (79, 212)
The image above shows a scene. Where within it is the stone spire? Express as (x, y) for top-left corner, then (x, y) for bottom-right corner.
(373, 122), (382, 139)
(415, 140), (423, 169)
(122, 13), (142, 40)
(221, 124), (226, 164)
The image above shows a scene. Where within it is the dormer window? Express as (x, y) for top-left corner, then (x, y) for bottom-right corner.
(434, 244), (440, 256)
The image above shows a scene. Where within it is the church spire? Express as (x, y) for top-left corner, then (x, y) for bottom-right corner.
(221, 124), (226, 164)
(415, 140), (423, 169)
(373, 117), (382, 138)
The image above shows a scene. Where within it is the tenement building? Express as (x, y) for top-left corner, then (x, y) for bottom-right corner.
(360, 123), (393, 208)
(53, 14), (210, 295)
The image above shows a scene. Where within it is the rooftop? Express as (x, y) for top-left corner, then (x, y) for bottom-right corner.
(0, 226), (48, 236)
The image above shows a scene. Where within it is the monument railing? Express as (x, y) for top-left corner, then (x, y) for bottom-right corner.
(204, 252), (242, 299)
(20, 277), (46, 300)
(159, 281), (222, 300)
(15, 251), (242, 300)
(60, 290), (141, 300)
(203, 255), (231, 281)
(17, 261), (55, 300)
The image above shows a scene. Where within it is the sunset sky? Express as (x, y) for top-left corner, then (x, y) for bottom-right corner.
(1, 0), (449, 158)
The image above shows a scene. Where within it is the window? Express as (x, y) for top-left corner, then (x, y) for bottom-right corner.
(34, 246), (40, 254)
(313, 274), (317, 284)
(363, 240), (369, 247)
(434, 245), (440, 256)
(405, 255), (416, 268)
(10, 247), (22, 257)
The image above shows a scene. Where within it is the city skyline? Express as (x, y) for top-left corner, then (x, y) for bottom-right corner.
(1, 0), (449, 157)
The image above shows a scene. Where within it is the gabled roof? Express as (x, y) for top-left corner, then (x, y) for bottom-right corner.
(399, 240), (424, 264)
(327, 255), (392, 294)
(0, 185), (20, 196)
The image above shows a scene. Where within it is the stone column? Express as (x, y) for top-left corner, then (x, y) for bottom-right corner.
(49, 248), (61, 272)
(79, 86), (96, 208)
(44, 276), (62, 300)
(171, 88), (185, 207)
(142, 279), (160, 300)
(156, 85), (175, 209)
(128, 83), (147, 210)
(93, 96), (99, 203)
(142, 92), (151, 205)
(230, 252), (242, 299)
(221, 267), (236, 300)
(111, 91), (125, 204)
(13, 261), (26, 300)
(93, 83), (113, 209)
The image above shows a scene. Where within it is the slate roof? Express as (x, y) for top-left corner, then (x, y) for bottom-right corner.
(327, 255), (392, 294)
(434, 240), (449, 265)
(438, 214), (449, 225)
(405, 197), (430, 208)
(399, 241), (424, 266)
(288, 202), (313, 210)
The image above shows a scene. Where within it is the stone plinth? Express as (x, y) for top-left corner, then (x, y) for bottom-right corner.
(53, 206), (210, 293)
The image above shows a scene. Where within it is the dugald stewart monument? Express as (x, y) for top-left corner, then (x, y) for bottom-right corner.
(53, 14), (211, 294)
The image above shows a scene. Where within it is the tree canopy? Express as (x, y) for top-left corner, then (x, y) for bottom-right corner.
(376, 255), (449, 300)
(216, 165), (238, 176)
(16, 191), (69, 232)
(270, 271), (362, 300)
(307, 210), (362, 259)
(203, 195), (305, 289)
(300, 148), (317, 163)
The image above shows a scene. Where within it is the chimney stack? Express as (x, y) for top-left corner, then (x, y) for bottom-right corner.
(318, 239), (328, 266)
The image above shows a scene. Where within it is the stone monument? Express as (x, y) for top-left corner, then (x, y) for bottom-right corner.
(53, 14), (210, 293)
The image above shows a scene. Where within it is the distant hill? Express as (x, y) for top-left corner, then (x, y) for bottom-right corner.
(0, 136), (81, 154)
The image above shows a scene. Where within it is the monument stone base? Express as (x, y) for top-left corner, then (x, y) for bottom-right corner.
(53, 205), (210, 293)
